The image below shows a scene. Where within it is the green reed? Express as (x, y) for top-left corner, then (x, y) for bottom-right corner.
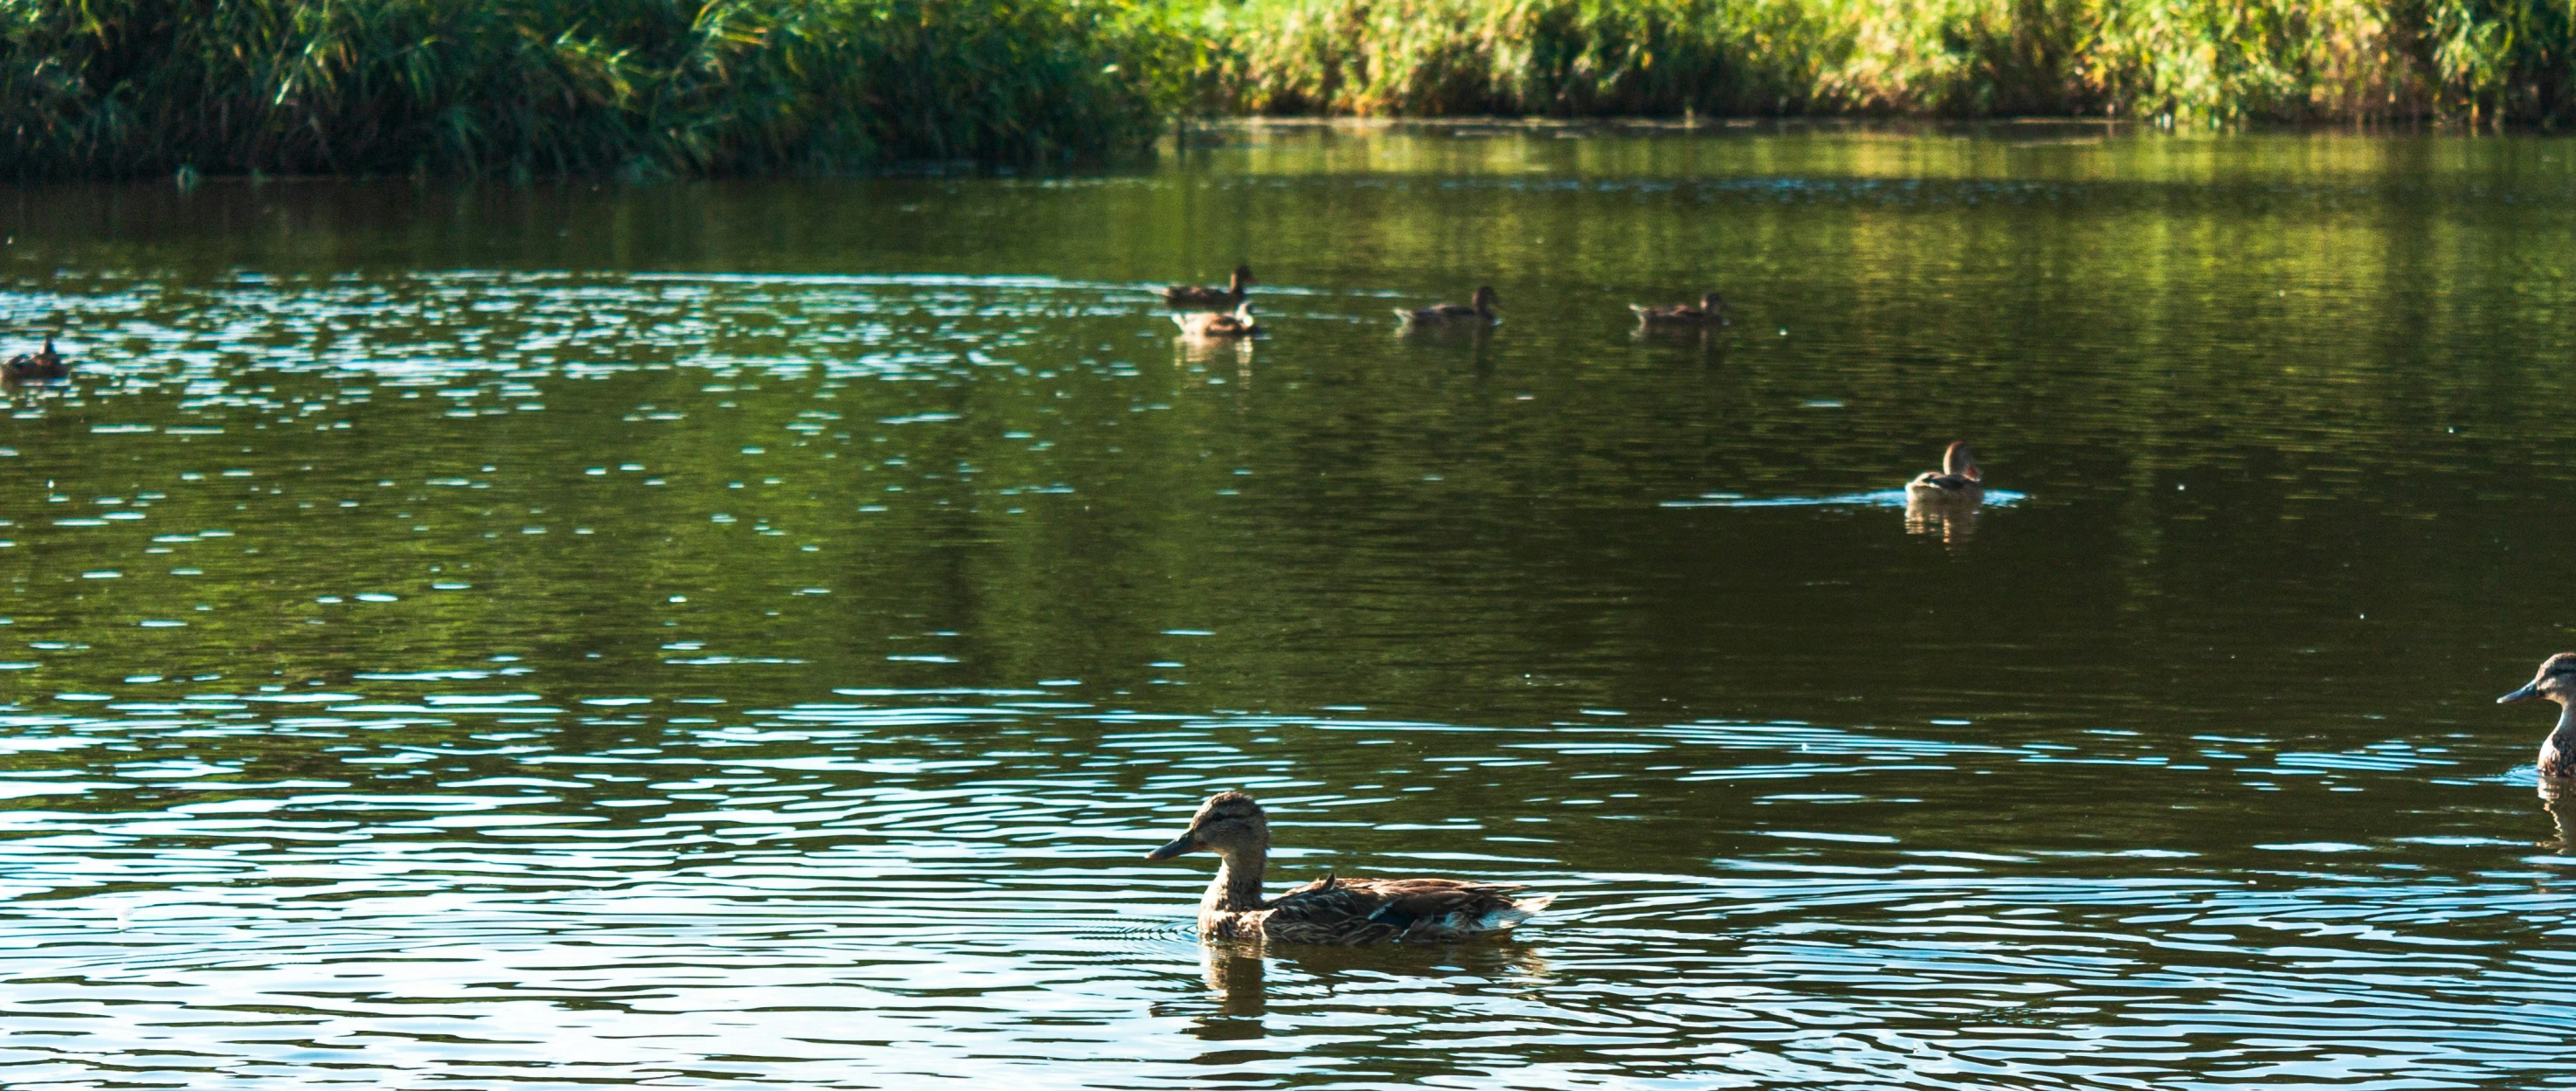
(1190, 0), (2576, 125)
(0, 0), (1198, 178)
(0, 0), (2565, 179)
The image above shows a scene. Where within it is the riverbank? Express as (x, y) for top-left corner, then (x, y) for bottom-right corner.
(0, 0), (1192, 179)
(0, 0), (2566, 181)
(1192, 0), (2572, 127)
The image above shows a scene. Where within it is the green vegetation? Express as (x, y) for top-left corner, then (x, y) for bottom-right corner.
(0, 0), (1194, 178)
(1191, 0), (2576, 125)
(0, 0), (2567, 179)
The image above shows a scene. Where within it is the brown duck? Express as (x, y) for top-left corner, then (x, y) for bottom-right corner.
(1172, 302), (1260, 339)
(1397, 287), (1499, 327)
(1144, 791), (1554, 943)
(3, 335), (68, 382)
(1905, 441), (1983, 505)
(1161, 265), (1253, 309)
(1630, 293), (1731, 327)
(2496, 653), (2576, 780)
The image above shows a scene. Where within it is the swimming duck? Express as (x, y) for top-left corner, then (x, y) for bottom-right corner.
(1397, 287), (1499, 326)
(1161, 265), (1253, 309)
(1172, 302), (1260, 339)
(1630, 293), (1730, 326)
(1905, 441), (1983, 504)
(2495, 653), (2576, 780)
(3, 335), (68, 382)
(1144, 791), (1554, 944)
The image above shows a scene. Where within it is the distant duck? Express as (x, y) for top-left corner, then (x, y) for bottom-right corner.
(1397, 286), (1499, 327)
(2496, 653), (2576, 780)
(1161, 265), (1253, 309)
(1630, 293), (1731, 327)
(1144, 791), (1554, 944)
(1905, 441), (1983, 504)
(1172, 302), (1260, 339)
(3, 335), (69, 382)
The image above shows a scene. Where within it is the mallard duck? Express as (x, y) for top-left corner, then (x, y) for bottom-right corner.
(1143, 791), (1554, 944)
(1905, 441), (1983, 504)
(2496, 653), (2576, 780)
(1161, 265), (1253, 309)
(1172, 302), (1260, 339)
(1396, 287), (1499, 326)
(3, 335), (69, 382)
(1630, 293), (1730, 326)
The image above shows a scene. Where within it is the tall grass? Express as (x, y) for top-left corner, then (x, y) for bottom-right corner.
(0, 0), (2567, 179)
(0, 0), (1198, 178)
(1191, 0), (2576, 125)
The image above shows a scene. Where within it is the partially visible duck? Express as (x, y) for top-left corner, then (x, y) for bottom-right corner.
(1162, 265), (1253, 309)
(2496, 653), (2576, 780)
(1173, 302), (1260, 339)
(1144, 791), (1554, 944)
(1397, 287), (1498, 327)
(1630, 293), (1730, 326)
(1905, 441), (1983, 505)
(3, 335), (69, 382)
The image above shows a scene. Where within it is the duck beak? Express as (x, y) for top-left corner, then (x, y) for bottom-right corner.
(2499, 682), (2544, 704)
(1144, 832), (1199, 860)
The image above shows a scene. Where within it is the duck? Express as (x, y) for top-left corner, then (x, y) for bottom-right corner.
(1630, 293), (1730, 326)
(1905, 440), (1983, 504)
(1161, 265), (1253, 309)
(1143, 791), (1554, 944)
(1172, 302), (1260, 339)
(1396, 287), (1499, 326)
(2496, 653), (2576, 780)
(3, 335), (69, 382)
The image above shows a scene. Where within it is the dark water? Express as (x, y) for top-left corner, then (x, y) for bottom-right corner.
(1, 124), (2572, 1088)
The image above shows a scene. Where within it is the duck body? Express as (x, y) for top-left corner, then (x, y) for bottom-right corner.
(1204, 873), (1548, 945)
(1905, 440), (1983, 505)
(3, 335), (68, 382)
(1149, 791), (1553, 945)
(1172, 302), (1260, 339)
(1398, 286), (1499, 326)
(2496, 653), (2576, 780)
(1161, 265), (1253, 310)
(1630, 292), (1730, 326)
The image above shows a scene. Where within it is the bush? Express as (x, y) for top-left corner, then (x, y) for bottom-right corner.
(0, 0), (1196, 178)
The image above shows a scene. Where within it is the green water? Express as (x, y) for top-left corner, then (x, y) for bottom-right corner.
(0, 124), (2570, 1088)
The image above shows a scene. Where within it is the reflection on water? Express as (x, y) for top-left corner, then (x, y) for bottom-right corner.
(0, 126), (2572, 1087)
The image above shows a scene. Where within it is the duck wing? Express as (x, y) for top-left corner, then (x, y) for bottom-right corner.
(1909, 471), (1977, 494)
(1263, 876), (1548, 944)
(1162, 285), (1242, 307)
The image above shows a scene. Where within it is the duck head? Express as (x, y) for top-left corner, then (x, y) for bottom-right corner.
(1230, 265), (1254, 291)
(1943, 440), (1980, 481)
(1700, 293), (1728, 313)
(2498, 653), (2576, 706)
(1471, 286), (1498, 310)
(1145, 791), (1270, 860)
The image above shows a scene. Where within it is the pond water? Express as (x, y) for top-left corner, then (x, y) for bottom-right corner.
(0, 123), (2572, 1088)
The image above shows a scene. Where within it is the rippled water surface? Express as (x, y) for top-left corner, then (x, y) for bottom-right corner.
(2, 125), (2573, 1088)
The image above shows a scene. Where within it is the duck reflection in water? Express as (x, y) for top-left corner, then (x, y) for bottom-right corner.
(1161, 939), (1555, 1042)
(1173, 327), (1255, 377)
(1903, 440), (1985, 543)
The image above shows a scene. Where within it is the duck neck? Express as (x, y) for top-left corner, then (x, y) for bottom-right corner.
(1203, 846), (1268, 914)
(2551, 700), (2576, 747)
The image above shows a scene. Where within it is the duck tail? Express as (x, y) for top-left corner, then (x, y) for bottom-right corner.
(1476, 893), (1555, 931)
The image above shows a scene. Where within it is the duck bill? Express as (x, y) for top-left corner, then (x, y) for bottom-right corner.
(2498, 682), (2543, 705)
(1143, 833), (1199, 860)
